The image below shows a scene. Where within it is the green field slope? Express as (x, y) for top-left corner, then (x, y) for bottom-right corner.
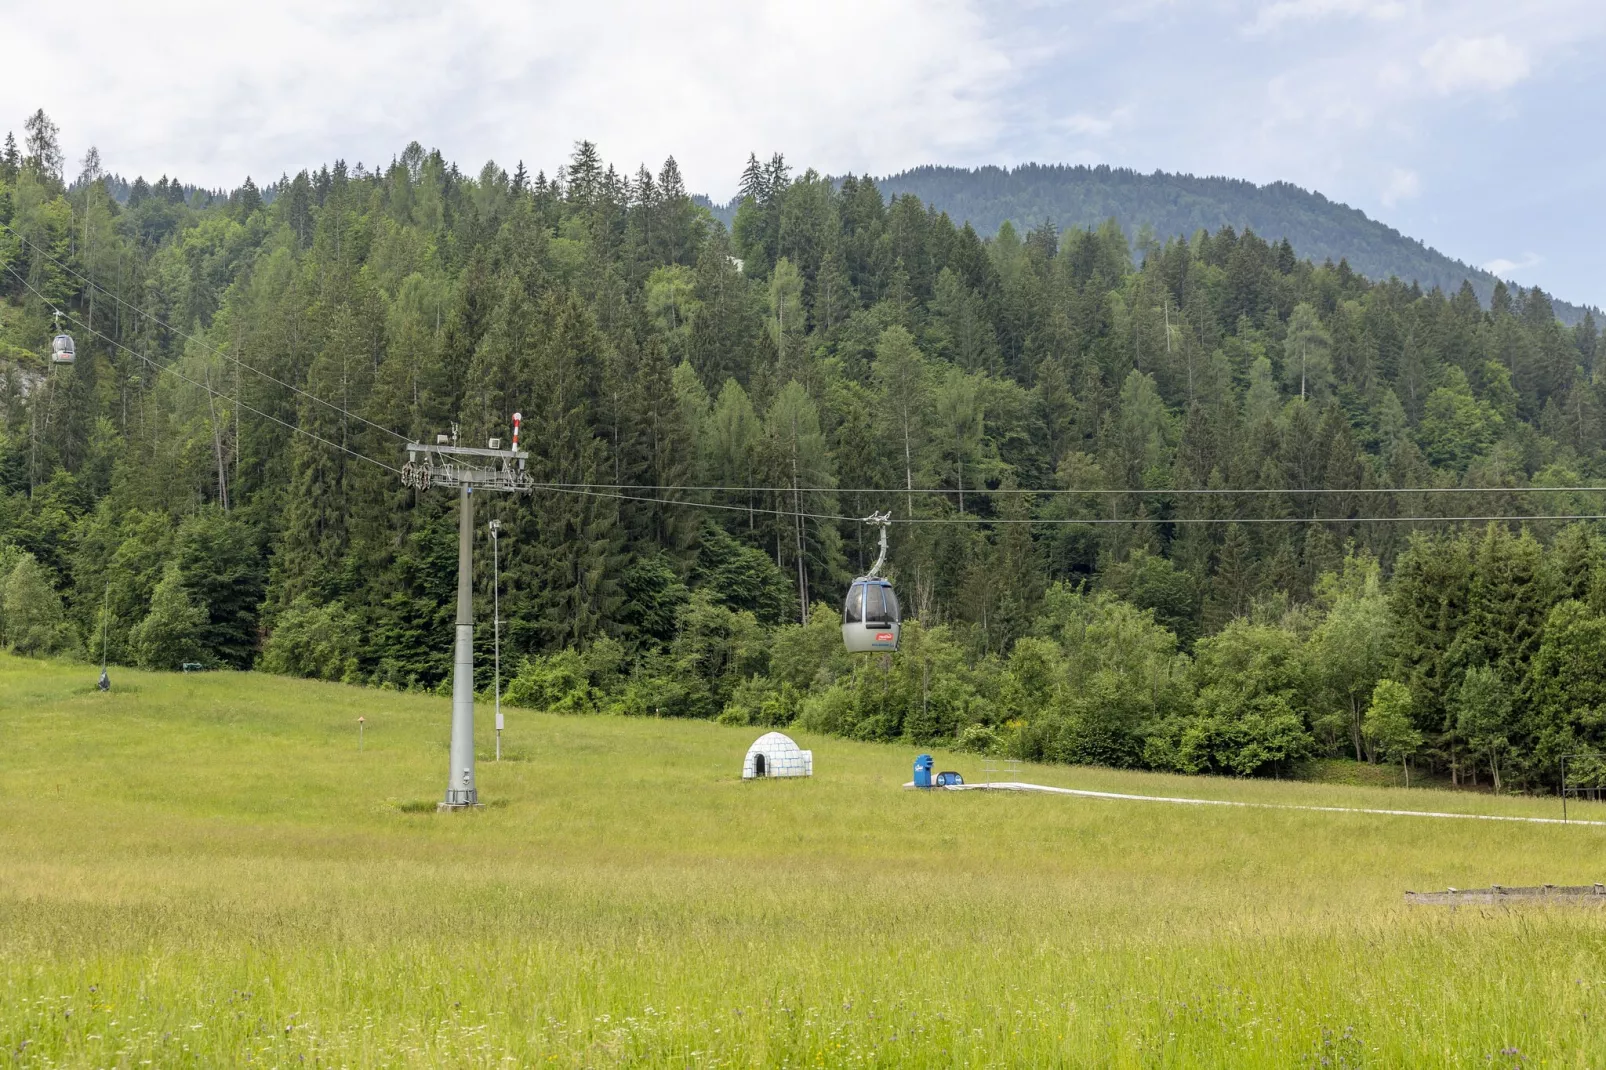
(2, 653), (1604, 1067)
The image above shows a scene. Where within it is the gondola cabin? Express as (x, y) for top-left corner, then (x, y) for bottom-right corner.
(50, 333), (75, 365)
(842, 576), (900, 653)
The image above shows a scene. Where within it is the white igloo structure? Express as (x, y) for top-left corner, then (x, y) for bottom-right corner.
(743, 731), (813, 779)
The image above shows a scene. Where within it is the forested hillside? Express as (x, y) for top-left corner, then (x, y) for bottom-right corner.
(859, 164), (1598, 327)
(5, 113), (1606, 791)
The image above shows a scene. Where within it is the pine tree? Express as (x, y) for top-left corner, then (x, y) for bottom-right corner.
(1490, 281), (1512, 317)
(2, 554), (75, 655)
(1573, 310), (1599, 371)
(1283, 303), (1334, 401)
(871, 325), (930, 491)
(567, 140), (603, 208)
(687, 231), (761, 389)
(933, 368), (985, 513)
(653, 156), (701, 265)
(514, 290), (623, 649)
(131, 564), (206, 670)
(0, 131), (18, 182)
(270, 290), (378, 605)
(236, 176), (263, 217)
(763, 381), (841, 621)
(23, 109), (63, 182)
(705, 378), (762, 534)
(1389, 531), (1473, 731)
(738, 153), (765, 203)
(281, 171), (314, 247)
(1446, 526), (1553, 686)
(633, 338), (697, 550)
(1206, 522), (1254, 628)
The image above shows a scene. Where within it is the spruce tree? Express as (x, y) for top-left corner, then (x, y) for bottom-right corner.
(131, 564), (205, 670)
(2, 554), (75, 655)
(0, 131), (18, 182)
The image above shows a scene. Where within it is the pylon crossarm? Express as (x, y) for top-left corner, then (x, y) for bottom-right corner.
(407, 443), (528, 461)
(402, 442), (531, 492)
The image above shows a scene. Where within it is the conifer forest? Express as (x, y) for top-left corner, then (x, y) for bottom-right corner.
(7, 111), (1606, 793)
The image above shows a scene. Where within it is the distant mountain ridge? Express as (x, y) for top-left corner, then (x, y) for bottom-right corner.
(707, 163), (1595, 326)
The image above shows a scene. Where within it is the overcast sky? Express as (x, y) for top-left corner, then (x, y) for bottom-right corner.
(5, 0), (1605, 306)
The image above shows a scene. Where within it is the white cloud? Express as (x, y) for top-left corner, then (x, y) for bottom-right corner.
(1058, 109), (1127, 137)
(1380, 168), (1420, 207)
(1246, 0), (1406, 35)
(1482, 253), (1543, 277)
(1420, 35), (1531, 94)
(0, 0), (1015, 198)
(7, 0), (1606, 302)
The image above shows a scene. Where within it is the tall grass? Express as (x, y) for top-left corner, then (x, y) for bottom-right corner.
(1, 654), (1602, 1066)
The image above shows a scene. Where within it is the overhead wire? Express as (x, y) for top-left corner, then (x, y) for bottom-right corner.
(13, 220), (1599, 503)
(12, 284), (1602, 526)
(521, 479), (1606, 497)
(896, 513), (1606, 525)
(0, 219), (411, 443)
(535, 484), (859, 523)
(10, 222), (1606, 528)
(531, 484), (1606, 527)
(3, 263), (402, 475)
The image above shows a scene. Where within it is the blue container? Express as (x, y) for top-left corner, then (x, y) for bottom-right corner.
(913, 753), (933, 789)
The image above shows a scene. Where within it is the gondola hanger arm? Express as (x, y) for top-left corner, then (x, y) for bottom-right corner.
(862, 511), (892, 579)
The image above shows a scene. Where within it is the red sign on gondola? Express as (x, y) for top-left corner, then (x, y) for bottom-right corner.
(876, 633), (894, 642)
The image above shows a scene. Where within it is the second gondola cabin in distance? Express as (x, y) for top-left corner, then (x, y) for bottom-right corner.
(48, 311), (75, 365)
(841, 511), (900, 653)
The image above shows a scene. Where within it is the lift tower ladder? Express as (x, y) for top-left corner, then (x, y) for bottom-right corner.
(401, 419), (531, 809)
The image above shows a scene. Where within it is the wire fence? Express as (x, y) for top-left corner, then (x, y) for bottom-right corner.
(1406, 884), (1606, 905)
(1562, 753), (1606, 822)
(981, 757), (1022, 786)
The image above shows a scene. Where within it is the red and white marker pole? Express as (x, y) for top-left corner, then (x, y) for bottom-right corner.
(511, 412), (521, 452)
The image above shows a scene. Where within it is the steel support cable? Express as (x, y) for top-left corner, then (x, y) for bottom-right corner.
(519, 479), (1606, 497)
(534, 483), (859, 523)
(4, 264), (401, 475)
(0, 219), (410, 443)
(892, 513), (1606, 525)
(14, 221), (1599, 503)
(9, 227), (1602, 522)
(8, 283), (1593, 528)
(529, 481), (1606, 527)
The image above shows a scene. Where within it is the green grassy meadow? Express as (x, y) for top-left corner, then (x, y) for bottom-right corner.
(3, 653), (1605, 1067)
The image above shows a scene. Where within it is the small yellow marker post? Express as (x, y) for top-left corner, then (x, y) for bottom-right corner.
(358, 716), (365, 751)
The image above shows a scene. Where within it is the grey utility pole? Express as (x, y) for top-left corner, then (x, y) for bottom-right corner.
(97, 578), (111, 691)
(401, 416), (529, 810)
(489, 518), (503, 762)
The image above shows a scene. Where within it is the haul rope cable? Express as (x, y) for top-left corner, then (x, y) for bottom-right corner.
(17, 216), (1606, 507)
(10, 289), (1600, 527)
(0, 220), (411, 443)
(14, 237), (1606, 526)
(3, 264), (402, 475)
(10, 281), (1601, 528)
(534, 484), (858, 523)
(531, 484), (1606, 526)
(521, 479), (1606, 497)
(15, 223), (1606, 504)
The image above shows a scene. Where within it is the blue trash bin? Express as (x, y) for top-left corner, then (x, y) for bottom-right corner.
(913, 753), (933, 789)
